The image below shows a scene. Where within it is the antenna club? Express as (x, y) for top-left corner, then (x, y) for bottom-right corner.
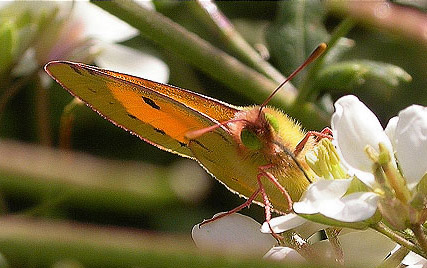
(260, 43), (328, 108)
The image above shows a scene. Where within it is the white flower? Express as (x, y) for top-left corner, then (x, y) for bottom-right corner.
(191, 213), (276, 256)
(260, 213), (327, 241)
(292, 96), (426, 224)
(331, 95), (394, 187)
(386, 105), (427, 190)
(262, 218), (394, 266)
(292, 179), (379, 223)
(260, 213), (308, 234)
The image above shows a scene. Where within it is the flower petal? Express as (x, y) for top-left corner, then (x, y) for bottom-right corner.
(95, 43), (169, 83)
(260, 214), (307, 233)
(72, 2), (139, 43)
(192, 213), (276, 256)
(313, 229), (396, 266)
(293, 179), (353, 215)
(385, 116), (398, 149)
(402, 251), (427, 267)
(263, 247), (305, 262)
(331, 95), (394, 186)
(394, 105), (427, 190)
(320, 192), (379, 222)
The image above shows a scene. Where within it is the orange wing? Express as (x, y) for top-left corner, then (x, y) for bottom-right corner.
(45, 61), (240, 158)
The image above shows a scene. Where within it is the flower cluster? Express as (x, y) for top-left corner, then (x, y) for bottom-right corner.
(288, 96), (426, 230)
(192, 95), (427, 266)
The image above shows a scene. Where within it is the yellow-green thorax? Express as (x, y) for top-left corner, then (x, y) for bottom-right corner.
(188, 105), (316, 213)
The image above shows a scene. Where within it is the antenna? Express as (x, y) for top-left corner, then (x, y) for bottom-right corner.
(260, 43), (327, 108)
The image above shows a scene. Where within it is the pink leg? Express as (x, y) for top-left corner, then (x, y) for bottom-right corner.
(200, 188), (261, 226)
(294, 127), (333, 155)
(200, 165), (293, 241)
(257, 172), (283, 240)
(258, 166), (293, 213)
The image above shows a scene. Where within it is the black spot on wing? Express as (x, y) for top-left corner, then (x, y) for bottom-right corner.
(216, 131), (231, 144)
(88, 88), (97, 93)
(109, 101), (114, 105)
(69, 65), (83, 75)
(142, 97), (160, 110)
(178, 141), (187, 147)
(153, 128), (166, 135)
(127, 113), (137, 120)
(192, 140), (211, 152)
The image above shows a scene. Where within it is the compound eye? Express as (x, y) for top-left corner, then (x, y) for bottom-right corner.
(240, 128), (262, 150)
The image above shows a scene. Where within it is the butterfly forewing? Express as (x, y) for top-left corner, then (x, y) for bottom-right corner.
(45, 61), (238, 158)
(97, 67), (239, 123)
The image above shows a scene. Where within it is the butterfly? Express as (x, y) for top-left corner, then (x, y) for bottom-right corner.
(45, 43), (329, 232)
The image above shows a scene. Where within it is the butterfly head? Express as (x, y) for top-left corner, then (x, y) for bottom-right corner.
(227, 106), (284, 154)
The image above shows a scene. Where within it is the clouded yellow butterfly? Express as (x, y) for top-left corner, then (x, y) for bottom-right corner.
(45, 43), (328, 228)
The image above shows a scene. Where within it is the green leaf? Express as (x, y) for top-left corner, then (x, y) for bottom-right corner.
(0, 22), (15, 75)
(265, 0), (328, 85)
(314, 60), (412, 92)
(14, 9), (32, 28)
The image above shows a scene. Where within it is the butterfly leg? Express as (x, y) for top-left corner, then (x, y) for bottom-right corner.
(199, 188), (261, 226)
(294, 127), (333, 156)
(257, 171), (284, 240)
(258, 165), (293, 213)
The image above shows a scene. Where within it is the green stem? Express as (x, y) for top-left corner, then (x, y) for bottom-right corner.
(0, 140), (178, 215)
(0, 218), (312, 267)
(92, 0), (329, 128)
(192, 0), (287, 84)
(17, 189), (72, 217)
(58, 98), (82, 149)
(92, 0), (292, 107)
(281, 231), (320, 262)
(295, 18), (356, 106)
(35, 75), (52, 146)
(0, 73), (35, 117)
(325, 228), (344, 265)
(412, 224), (427, 255)
(371, 222), (426, 258)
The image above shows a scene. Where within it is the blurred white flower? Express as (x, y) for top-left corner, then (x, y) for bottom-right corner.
(4, 0), (169, 83)
(69, 1), (169, 82)
(70, 1), (140, 44)
(263, 247), (305, 262)
(402, 250), (427, 268)
(312, 229), (395, 266)
(94, 43), (169, 83)
(191, 213), (276, 256)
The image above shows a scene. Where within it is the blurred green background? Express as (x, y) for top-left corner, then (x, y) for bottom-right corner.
(0, 1), (425, 267)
